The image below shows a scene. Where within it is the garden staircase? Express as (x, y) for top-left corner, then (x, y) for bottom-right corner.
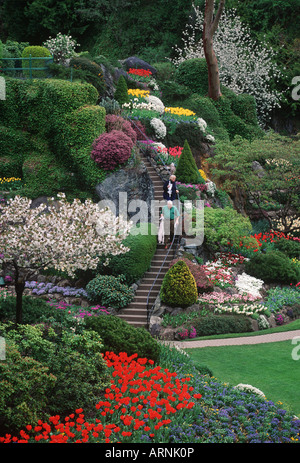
(117, 155), (177, 328)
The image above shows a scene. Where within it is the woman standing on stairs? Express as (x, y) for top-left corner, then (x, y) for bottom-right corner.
(163, 175), (179, 202)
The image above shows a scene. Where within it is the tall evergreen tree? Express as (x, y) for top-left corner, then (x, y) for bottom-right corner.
(175, 139), (201, 184)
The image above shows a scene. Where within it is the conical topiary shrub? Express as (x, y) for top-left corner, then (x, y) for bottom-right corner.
(175, 139), (201, 184)
(114, 75), (130, 106)
(160, 260), (198, 307)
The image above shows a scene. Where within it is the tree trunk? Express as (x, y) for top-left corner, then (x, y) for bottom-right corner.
(13, 260), (25, 325)
(203, 0), (225, 100)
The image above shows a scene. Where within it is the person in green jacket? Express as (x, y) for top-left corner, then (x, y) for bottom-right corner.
(161, 200), (180, 248)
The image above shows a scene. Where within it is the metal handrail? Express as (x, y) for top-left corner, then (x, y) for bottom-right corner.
(146, 218), (181, 330)
(0, 56), (54, 78)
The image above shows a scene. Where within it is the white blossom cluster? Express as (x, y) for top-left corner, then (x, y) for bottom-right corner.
(214, 302), (267, 316)
(196, 117), (215, 143)
(234, 383), (266, 399)
(122, 98), (159, 112)
(170, 4), (283, 124)
(150, 118), (167, 139)
(235, 272), (264, 298)
(43, 32), (78, 65)
(145, 95), (165, 114)
(197, 117), (207, 132)
(0, 193), (131, 278)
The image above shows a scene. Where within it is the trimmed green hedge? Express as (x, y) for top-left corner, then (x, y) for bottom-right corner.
(97, 223), (157, 285)
(0, 78), (106, 196)
(175, 58), (208, 96)
(173, 93), (230, 142)
(213, 94), (264, 141)
(194, 314), (252, 336)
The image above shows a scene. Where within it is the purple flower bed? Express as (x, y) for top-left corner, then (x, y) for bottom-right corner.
(159, 346), (300, 443)
(25, 281), (88, 298)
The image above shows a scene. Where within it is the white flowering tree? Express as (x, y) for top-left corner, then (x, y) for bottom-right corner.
(0, 193), (131, 324)
(171, 3), (283, 124)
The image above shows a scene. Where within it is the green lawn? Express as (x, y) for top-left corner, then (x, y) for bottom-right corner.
(187, 333), (300, 417)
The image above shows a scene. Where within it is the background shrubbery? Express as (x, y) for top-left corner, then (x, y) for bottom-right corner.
(84, 315), (161, 363)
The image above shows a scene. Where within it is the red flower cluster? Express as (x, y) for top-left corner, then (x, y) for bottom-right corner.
(128, 68), (152, 77)
(253, 231), (299, 245)
(229, 230), (299, 254)
(156, 145), (183, 158)
(0, 352), (202, 444)
(217, 252), (247, 267)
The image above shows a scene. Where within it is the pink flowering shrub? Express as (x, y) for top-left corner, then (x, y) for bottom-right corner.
(169, 257), (213, 293)
(91, 130), (133, 171)
(105, 115), (137, 144)
(129, 119), (147, 140)
(177, 325), (197, 340)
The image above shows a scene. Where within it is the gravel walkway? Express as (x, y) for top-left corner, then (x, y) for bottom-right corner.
(166, 330), (300, 349)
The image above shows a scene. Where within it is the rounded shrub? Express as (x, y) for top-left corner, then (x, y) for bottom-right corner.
(97, 223), (157, 285)
(91, 129), (133, 171)
(84, 315), (161, 363)
(245, 250), (300, 284)
(0, 322), (111, 423)
(86, 274), (134, 309)
(175, 58), (208, 96)
(105, 114), (137, 143)
(22, 46), (52, 77)
(160, 260), (198, 307)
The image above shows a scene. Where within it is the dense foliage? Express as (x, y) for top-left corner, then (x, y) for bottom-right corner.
(97, 223), (158, 285)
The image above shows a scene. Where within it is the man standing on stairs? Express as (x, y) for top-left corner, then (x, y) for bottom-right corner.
(161, 200), (180, 249)
(163, 175), (179, 202)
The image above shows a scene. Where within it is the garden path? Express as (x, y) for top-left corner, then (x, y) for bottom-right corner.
(164, 330), (300, 349)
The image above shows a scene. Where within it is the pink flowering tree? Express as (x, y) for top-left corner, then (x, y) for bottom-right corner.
(0, 193), (131, 324)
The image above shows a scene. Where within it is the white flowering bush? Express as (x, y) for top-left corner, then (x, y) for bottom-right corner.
(197, 117), (207, 132)
(145, 95), (165, 114)
(235, 272), (264, 298)
(257, 314), (270, 330)
(150, 118), (167, 139)
(234, 384), (266, 399)
(43, 32), (79, 65)
(171, 3), (283, 124)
